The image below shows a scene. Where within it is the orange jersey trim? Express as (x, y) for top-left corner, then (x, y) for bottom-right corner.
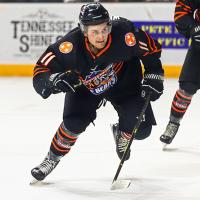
(84, 34), (112, 59)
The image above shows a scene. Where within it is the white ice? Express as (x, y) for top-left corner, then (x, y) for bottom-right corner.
(0, 77), (200, 200)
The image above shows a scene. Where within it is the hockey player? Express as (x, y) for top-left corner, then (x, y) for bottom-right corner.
(31, 2), (164, 181)
(160, 0), (200, 145)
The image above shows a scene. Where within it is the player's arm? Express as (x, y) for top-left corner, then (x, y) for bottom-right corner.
(134, 28), (164, 101)
(174, 0), (200, 38)
(136, 29), (163, 73)
(175, 0), (200, 49)
(33, 47), (80, 99)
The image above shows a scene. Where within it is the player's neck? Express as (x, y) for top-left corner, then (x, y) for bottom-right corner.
(88, 43), (101, 55)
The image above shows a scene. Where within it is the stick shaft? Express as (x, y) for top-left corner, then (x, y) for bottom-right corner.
(112, 93), (151, 183)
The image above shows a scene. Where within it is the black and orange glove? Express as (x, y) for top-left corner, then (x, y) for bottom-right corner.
(49, 71), (81, 93)
(141, 73), (164, 101)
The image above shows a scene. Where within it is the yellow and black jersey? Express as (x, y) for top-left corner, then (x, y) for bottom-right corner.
(174, 0), (200, 38)
(33, 17), (163, 98)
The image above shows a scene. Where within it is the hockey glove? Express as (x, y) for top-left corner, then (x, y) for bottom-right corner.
(190, 25), (200, 50)
(49, 71), (81, 93)
(141, 73), (164, 101)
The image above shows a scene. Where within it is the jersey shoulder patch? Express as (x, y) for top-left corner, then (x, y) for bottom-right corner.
(59, 41), (73, 54)
(125, 32), (136, 47)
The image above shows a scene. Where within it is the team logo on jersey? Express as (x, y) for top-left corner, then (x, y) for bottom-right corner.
(125, 32), (136, 47)
(59, 42), (73, 54)
(83, 64), (117, 95)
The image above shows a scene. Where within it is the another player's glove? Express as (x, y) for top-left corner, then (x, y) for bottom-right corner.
(190, 25), (200, 49)
(141, 73), (164, 101)
(49, 71), (81, 93)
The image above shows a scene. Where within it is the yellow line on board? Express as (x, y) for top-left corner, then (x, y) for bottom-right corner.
(0, 64), (182, 78)
(0, 64), (34, 76)
(163, 65), (181, 78)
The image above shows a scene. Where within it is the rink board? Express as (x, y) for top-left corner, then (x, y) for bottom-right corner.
(0, 3), (186, 77)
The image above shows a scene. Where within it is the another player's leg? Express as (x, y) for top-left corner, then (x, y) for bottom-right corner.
(31, 122), (80, 181)
(160, 121), (180, 145)
(161, 46), (199, 146)
(160, 85), (194, 145)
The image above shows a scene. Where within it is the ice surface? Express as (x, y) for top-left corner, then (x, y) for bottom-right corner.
(0, 77), (200, 200)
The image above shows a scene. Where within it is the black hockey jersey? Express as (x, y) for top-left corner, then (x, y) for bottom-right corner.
(33, 17), (163, 99)
(174, 0), (200, 38)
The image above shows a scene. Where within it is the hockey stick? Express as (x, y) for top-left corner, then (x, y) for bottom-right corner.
(110, 92), (151, 190)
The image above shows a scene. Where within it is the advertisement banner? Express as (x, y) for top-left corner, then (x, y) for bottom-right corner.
(0, 3), (79, 64)
(134, 21), (190, 49)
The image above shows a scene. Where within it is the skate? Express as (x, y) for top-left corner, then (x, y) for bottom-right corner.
(160, 121), (180, 147)
(111, 123), (131, 161)
(31, 152), (60, 183)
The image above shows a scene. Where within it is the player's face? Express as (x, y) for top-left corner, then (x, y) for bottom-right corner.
(85, 22), (110, 49)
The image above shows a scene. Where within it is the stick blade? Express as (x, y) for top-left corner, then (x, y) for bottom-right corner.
(110, 180), (131, 190)
(162, 143), (168, 151)
(30, 178), (40, 185)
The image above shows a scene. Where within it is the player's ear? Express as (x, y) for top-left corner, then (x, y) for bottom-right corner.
(78, 22), (88, 37)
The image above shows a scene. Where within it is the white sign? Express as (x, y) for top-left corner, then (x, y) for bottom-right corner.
(0, 3), (186, 66)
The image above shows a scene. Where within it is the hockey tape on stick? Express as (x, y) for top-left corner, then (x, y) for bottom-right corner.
(110, 180), (131, 190)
